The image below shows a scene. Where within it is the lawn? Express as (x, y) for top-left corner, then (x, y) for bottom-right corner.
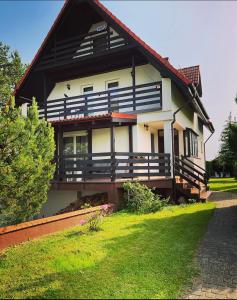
(0, 203), (215, 299)
(208, 177), (237, 193)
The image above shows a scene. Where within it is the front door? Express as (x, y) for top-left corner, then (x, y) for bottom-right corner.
(63, 131), (88, 181)
(158, 129), (179, 156)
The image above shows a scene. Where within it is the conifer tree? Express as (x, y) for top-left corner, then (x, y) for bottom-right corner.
(0, 98), (55, 226)
(0, 42), (27, 106)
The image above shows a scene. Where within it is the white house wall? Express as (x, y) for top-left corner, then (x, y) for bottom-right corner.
(92, 126), (129, 153)
(47, 64), (161, 102)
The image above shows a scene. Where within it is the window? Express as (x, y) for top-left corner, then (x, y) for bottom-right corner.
(107, 82), (119, 90)
(107, 81), (119, 111)
(83, 86), (93, 94)
(184, 128), (198, 157)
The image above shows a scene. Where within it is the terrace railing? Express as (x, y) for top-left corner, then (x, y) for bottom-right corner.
(55, 152), (171, 182)
(36, 28), (128, 70)
(39, 81), (162, 120)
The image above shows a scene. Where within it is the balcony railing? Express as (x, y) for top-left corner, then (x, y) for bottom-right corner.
(55, 152), (171, 182)
(39, 81), (162, 120)
(37, 28), (128, 70)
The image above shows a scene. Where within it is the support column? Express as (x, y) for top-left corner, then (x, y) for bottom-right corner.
(110, 125), (115, 181)
(178, 129), (184, 157)
(131, 55), (136, 111)
(163, 121), (173, 177)
(43, 75), (47, 120)
(58, 126), (63, 181)
(128, 125), (133, 175)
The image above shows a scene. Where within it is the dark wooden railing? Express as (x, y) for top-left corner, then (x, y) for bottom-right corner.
(175, 156), (207, 190)
(39, 81), (162, 120)
(55, 152), (171, 182)
(37, 28), (128, 70)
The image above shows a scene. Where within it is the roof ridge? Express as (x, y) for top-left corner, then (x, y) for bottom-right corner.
(93, 0), (191, 86)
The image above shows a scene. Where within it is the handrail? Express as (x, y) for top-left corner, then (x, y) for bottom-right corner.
(181, 155), (206, 173)
(175, 156), (207, 190)
(175, 157), (206, 179)
(39, 81), (162, 120)
(55, 152), (171, 181)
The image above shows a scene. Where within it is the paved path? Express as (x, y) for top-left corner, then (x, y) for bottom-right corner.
(186, 192), (237, 299)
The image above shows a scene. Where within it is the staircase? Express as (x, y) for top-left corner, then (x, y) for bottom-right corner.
(174, 156), (208, 202)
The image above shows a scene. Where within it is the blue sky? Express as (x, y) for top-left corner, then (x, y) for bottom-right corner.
(0, 0), (237, 160)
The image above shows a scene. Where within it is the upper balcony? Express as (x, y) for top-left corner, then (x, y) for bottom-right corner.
(36, 28), (129, 71)
(39, 81), (162, 121)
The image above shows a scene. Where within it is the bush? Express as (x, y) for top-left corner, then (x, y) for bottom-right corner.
(87, 212), (102, 232)
(123, 181), (169, 214)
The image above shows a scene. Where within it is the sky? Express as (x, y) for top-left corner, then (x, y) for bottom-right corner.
(0, 0), (237, 160)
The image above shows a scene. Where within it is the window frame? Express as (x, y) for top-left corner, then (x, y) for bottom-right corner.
(184, 128), (199, 158)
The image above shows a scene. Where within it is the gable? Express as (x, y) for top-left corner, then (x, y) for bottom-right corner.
(13, 0), (213, 132)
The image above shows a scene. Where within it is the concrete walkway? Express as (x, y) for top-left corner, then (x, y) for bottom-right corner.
(186, 192), (237, 299)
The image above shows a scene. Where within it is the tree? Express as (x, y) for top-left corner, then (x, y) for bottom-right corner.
(0, 98), (55, 226)
(0, 42), (27, 106)
(219, 119), (237, 176)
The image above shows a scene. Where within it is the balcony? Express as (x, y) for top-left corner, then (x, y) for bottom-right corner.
(36, 28), (128, 71)
(55, 152), (171, 182)
(40, 81), (162, 121)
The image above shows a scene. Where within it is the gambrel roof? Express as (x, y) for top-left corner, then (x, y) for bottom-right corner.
(14, 0), (214, 132)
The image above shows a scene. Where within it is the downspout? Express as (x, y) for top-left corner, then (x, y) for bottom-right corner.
(204, 130), (215, 169)
(171, 107), (183, 203)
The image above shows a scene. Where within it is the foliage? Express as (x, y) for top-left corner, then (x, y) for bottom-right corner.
(123, 181), (169, 214)
(87, 212), (102, 232)
(0, 203), (215, 299)
(219, 120), (237, 174)
(0, 42), (27, 106)
(0, 98), (55, 226)
(187, 198), (198, 204)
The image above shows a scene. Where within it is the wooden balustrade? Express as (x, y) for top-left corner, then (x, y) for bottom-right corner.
(54, 152), (171, 182)
(39, 81), (162, 120)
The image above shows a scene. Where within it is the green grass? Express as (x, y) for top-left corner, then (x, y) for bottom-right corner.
(208, 177), (237, 193)
(0, 203), (215, 299)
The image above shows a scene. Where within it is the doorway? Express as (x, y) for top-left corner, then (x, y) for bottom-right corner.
(62, 131), (89, 181)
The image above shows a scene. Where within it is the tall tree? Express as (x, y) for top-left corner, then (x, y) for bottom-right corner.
(0, 42), (27, 106)
(0, 98), (55, 226)
(219, 119), (237, 175)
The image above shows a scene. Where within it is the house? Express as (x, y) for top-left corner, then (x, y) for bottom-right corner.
(14, 0), (214, 216)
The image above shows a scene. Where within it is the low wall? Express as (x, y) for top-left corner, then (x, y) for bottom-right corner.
(0, 204), (114, 251)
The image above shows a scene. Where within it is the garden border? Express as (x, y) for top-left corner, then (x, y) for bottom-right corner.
(0, 204), (114, 251)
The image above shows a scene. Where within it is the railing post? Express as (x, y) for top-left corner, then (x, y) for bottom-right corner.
(83, 154), (86, 182)
(63, 97), (66, 119)
(107, 24), (110, 50)
(148, 154), (150, 180)
(108, 90), (111, 113)
(84, 95), (88, 117)
(44, 102), (47, 120)
(111, 153), (116, 182)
